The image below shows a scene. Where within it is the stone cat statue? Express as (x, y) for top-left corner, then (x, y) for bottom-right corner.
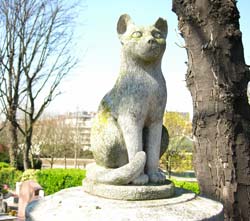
(87, 14), (169, 185)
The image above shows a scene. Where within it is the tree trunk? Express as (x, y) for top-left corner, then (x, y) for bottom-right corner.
(50, 156), (54, 169)
(74, 145), (78, 168)
(23, 134), (32, 170)
(30, 153), (35, 169)
(64, 154), (67, 169)
(8, 121), (18, 168)
(172, 0), (250, 220)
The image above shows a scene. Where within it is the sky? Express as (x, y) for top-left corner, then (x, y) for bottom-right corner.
(47, 0), (250, 117)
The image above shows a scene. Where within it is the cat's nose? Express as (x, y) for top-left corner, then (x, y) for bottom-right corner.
(147, 38), (157, 44)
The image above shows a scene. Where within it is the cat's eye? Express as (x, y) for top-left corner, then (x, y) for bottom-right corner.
(152, 31), (162, 39)
(131, 31), (142, 38)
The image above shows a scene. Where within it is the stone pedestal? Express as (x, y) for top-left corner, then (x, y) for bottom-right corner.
(26, 187), (223, 221)
(82, 179), (175, 200)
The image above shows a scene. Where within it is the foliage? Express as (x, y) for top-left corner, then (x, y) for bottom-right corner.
(163, 112), (192, 138)
(171, 179), (200, 194)
(21, 169), (39, 182)
(0, 148), (24, 170)
(0, 162), (10, 169)
(0, 167), (86, 194)
(19, 168), (86, 195)
(0, 152), (9, 163)
(161, 151), (193, 174)
(32, 158), (43, 169)
(0, 142), (9, 163)
(15, 152), (42, 171)
(0, 167), (22, 190)
(161, 112), (193, 175)
(36, 169), (86, 195)
(80, 150), (93, 159)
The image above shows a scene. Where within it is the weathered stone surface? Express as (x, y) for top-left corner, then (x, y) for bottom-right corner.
(85, 152), (147, 185)
(89, 14), (169, 185)
(82, 178), (175, 200)
(26, 187), (224, 221)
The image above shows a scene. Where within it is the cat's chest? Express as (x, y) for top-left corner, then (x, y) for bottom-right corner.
(146, 74), (167, 107)
(118, 71), (166, 102)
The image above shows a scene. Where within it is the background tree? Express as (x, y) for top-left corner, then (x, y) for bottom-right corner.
(34, 115), (74, 168)
(0, 0), (79, 169)
(172, 0), (250, 219)
(161, 112), (193, 177)
(33, 116), (58, 168)
(0, 126), (9, 163)
(0, 0), (22, 167)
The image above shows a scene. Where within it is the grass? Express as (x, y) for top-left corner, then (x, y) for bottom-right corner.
(170, 178), (200, 194)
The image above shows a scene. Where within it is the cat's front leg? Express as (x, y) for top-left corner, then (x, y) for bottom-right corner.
(118, 116), (143, 161)
(118, 116), (149, 185)
(145, 121), (166, 184)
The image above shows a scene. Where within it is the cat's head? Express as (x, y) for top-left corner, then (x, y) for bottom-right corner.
(117, 14), (168, 63)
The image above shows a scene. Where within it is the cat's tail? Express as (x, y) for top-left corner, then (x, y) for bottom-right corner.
(86, 151), (146, 185)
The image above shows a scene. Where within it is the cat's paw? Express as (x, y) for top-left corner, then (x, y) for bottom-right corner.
(131, 174), (149, 185)
(148, 171), (166, 184)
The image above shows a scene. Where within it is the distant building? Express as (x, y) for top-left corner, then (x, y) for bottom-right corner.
(64, 111), (96, 151)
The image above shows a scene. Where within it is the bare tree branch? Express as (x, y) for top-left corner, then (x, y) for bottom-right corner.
(0, 0), (81, 169)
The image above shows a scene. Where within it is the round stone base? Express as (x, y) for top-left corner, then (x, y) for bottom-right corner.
(82, 178), (175, 200)
(26, 187), (224, 221)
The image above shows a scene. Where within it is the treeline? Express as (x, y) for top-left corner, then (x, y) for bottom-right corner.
(0, 113), (93, 170)
(1, 111), (194, 171)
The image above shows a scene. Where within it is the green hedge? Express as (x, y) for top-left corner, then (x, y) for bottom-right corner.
(35, 169), (86, 195)
(0, 162), (10, 169)
(171, 179), (200, 194)
(0, 167), (86, 194)
(2, 166), (200, 196)
(0, 167), (22, 190)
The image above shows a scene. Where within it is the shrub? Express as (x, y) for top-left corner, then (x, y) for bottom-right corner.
(0, 162), (10, 169)
(36, 169), (86, 195)
(0, 152), (10, 163)
(0, 167), (22, 189)
(161, 151), (193, 175)
(21, 169), (39, 182)
(171, 179), (200, 194)
(17, 154), (42, 171)
(80, 150), (93, 159)
(33, 158), (43, 169)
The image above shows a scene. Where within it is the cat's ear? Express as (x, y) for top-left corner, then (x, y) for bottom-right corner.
(154, 18), (168, 37)
(117, 14), (133, 35)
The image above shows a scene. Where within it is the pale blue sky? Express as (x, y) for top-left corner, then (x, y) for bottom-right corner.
(48, 0), (250, 116)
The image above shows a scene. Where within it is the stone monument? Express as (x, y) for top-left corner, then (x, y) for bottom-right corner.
(83, 13), (175, 200)
(25, 14), (224, 221)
